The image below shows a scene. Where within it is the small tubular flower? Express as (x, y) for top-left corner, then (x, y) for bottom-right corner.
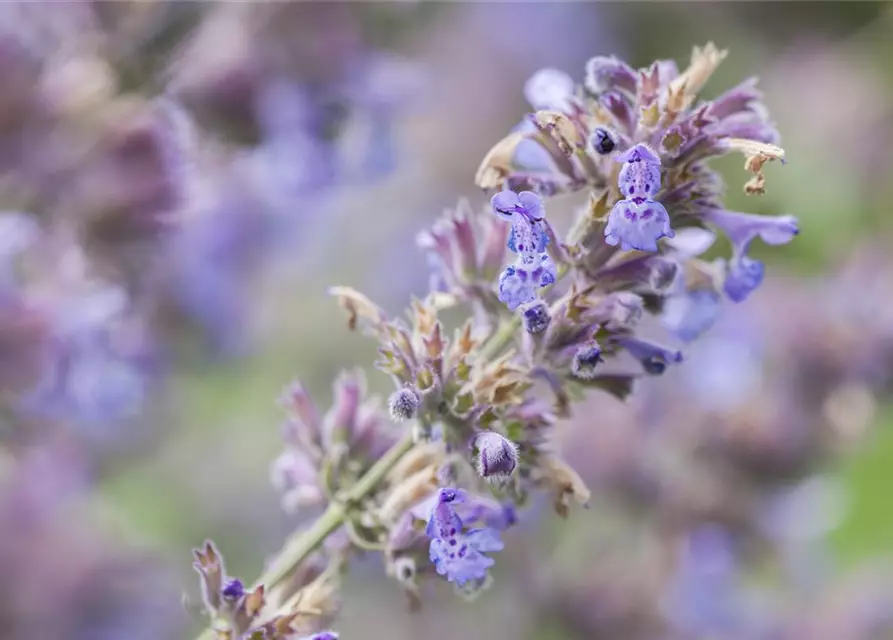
(491, 190), (556, 310)
(704, 209), (799, 302)
(605, 144), (675, 252)
(424, 488), (505, 587)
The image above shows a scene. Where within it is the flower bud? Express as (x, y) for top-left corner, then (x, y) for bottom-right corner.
(571, 342), (603, 380)
(591, 127), (616, 155)
(388, 386), (420, 422)
(473, 431), (520, 481)
(221, 578), (244, 601)
(521, 300), (551, 334)
(392, 556), (417, 585)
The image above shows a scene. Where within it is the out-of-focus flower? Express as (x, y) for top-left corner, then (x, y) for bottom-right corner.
(0, 440), (185, 640)
(271, 370), (399, 515)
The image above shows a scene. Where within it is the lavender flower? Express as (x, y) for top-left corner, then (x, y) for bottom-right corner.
(704, 209), (800, 302)
(491, 190), (556, 310)
(605, 143), (674, 251)
(425, 488), (505, 587)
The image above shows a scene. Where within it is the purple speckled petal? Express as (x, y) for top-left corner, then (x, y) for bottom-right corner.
(498, 265), (538, 311)
(615, 142), (662, 165)
(605, 199), (674, 252)
(618, 157), (662, 199)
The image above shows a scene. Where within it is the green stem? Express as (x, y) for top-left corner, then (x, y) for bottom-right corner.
(194, 265), (570, 640)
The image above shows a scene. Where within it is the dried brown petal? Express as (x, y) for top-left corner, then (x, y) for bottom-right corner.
(669, 42), (729, 108)
(538, 456), (591, 518)
(475, 131), (527, 190)
(380, 467), (440, 524)
(722, 138), (786, 195)
(532, 110), (586, 154)
(328, 286), (388, 332)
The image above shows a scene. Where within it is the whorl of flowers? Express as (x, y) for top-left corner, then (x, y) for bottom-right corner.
(191, 44), (798, 639)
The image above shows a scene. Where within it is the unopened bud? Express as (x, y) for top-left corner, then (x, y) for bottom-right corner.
(473, 431), (520, 481)
(392, 556), (417, 584)
(521, 300), (551, 334)
(388, 386), (420, 422)
(571, 342), (603, 380)
(591, 127), (616, 155)
(221, 578), (244, 601)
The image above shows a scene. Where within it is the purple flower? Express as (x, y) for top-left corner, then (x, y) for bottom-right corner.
(498, 265), (538, 311)
(662, 289), (722, 343)
(425, 488), (505, 587)
(490, 190), (545, 224)
(473, 432), (520, 481)
(604, 143), (675, 251)
(723, 254), (765, 303)
(604, 198), (674, 252)
(302, 634), (338, 640)
(704, 209), (799, 249)
(702, 209), (798, 302)
(611, 336), (683, 375)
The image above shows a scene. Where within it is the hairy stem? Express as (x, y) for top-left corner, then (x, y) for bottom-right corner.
(194, 269), (568, 640)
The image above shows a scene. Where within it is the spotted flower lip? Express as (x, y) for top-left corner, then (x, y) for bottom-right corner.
(605, 198), (674, 252)
(424, 488), (505, 586)
(723, 254), (765, 303)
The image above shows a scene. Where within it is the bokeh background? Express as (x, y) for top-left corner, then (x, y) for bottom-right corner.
(2, 2), (893, 639)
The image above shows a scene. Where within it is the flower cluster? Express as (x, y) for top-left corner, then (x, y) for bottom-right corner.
(193, 542), (338, 640)
(191, 43), (806, 640)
